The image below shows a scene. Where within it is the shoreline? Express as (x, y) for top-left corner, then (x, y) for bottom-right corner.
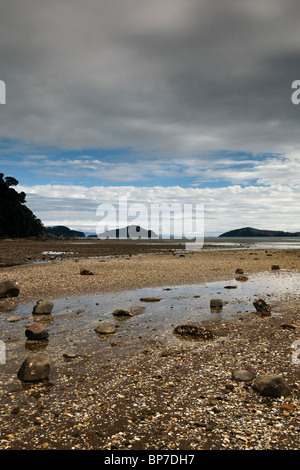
(0, 249), (300, 308)
(1, 242), (300, 450)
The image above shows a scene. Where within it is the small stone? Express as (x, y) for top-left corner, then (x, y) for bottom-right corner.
(32, 300), (54, 315)
(232, 369), (256, 382)
(235, 268), (244, 274)
(95, 324), (115, 335)
(25, 323), (49, 340)
(210, 299), (223, 309)
(7, 315), (21, 323)
(0, 280), (19, 298)
(112, 308), (134, 317)
(140, 297), (162, 302)
(271, 265), (280, 270)
(80, 269), (94, 275)
(253, 298), (271, 316)
(235, 275), (248, 282)
(252, 374), (291, 398)
(17, 353), (50, 382)
(173, 324), (215, 339)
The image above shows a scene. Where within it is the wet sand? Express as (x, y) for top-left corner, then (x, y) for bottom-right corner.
(0, 240), (300, 451)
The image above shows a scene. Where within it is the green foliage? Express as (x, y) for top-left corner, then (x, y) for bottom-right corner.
(0, 173), (44, 237)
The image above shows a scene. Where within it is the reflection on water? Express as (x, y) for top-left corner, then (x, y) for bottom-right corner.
(1, 270), (299, 363)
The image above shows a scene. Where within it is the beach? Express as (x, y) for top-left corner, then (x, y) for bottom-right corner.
(0, 239), (300, 451)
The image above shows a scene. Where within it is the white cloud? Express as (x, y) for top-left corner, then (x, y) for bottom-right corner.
(20, 182), (300, 236)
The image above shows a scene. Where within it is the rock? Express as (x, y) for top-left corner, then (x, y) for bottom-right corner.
(80, 269), (94, 275)
(95, 324), (115, 335)
(112, 308), (134, 317)
(252, 374), (291, 397)
(63, 352), (79, 360)
(210, 299), (223, 309)
(0, 280), (19, 298)
(235, 275), (248, 282)
(25, 323), (49, 340)
(235, 268), (244, 274)
(140, 297), (162, 302)
(7, 315), (21, 323)
(232, 369), (256, 382)
(173, 324), (215, 339)
(271, 265), (280, 270)
(17, 353), (50, 382)
(253, 298), (271, 316)
(32, 300), (54, 315)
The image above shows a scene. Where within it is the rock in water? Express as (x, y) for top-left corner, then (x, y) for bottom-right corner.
(173, 324), (215, 339)
(232, 369), (256, 382)
(252, 374), (291, 397)
(32, 300), (54, 315)
(0, 280), (19, 298)
(25, 323), (49, 340)
(112, 308), (134, 317)
(17, 353), (50, 382)
(95, 324), (115, 335)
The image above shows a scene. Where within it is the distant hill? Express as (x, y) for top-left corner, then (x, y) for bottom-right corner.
(96, 225), (158, 239)
(44, 226), (86, 238)
(0, 173), (44, 238)
(219, 227), (300, 237)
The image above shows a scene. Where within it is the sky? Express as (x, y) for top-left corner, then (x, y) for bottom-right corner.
(1, 0), (300, 236)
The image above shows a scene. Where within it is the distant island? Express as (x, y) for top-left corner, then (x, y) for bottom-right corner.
(44, 226), (86, 238)
(219, 227), (300, 237)
(96, 225), (158, 239)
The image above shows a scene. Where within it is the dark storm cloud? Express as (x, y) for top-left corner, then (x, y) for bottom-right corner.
(0, 0), (300, 155)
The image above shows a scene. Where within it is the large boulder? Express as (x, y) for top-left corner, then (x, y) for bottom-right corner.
(17, 353), (50, 382)
(32, 300), (54, 315)
(252, 374), (291, 397)
(0, 280), (19, 298)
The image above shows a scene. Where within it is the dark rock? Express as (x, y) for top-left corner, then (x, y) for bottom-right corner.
(253, 298), (271, 316)
(17, 353), (50, 382)
(112, 308), (134, 317)
(25, 323), (49, 340)
(140, 297), (162, 302)
(232, 369), (256, 382)
(252, 374), (291, 397)
(32, 300), (54, 315)
(271, 265), (280, 270)
(0, 280), (19, 298)
(7, 315), (21, 323)
(235, 275), (248, 282)
(173, 324), (215, 339)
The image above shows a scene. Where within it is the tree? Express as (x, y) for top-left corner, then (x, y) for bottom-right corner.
(0, 173), (44, 237)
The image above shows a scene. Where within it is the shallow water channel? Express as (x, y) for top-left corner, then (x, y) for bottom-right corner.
(1, 269), (300, 386)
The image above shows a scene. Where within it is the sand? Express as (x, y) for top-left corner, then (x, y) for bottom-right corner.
(1, 240), (300, 451)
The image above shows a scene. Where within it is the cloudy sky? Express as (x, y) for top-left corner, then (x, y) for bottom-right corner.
(1, 0), (300, 236)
